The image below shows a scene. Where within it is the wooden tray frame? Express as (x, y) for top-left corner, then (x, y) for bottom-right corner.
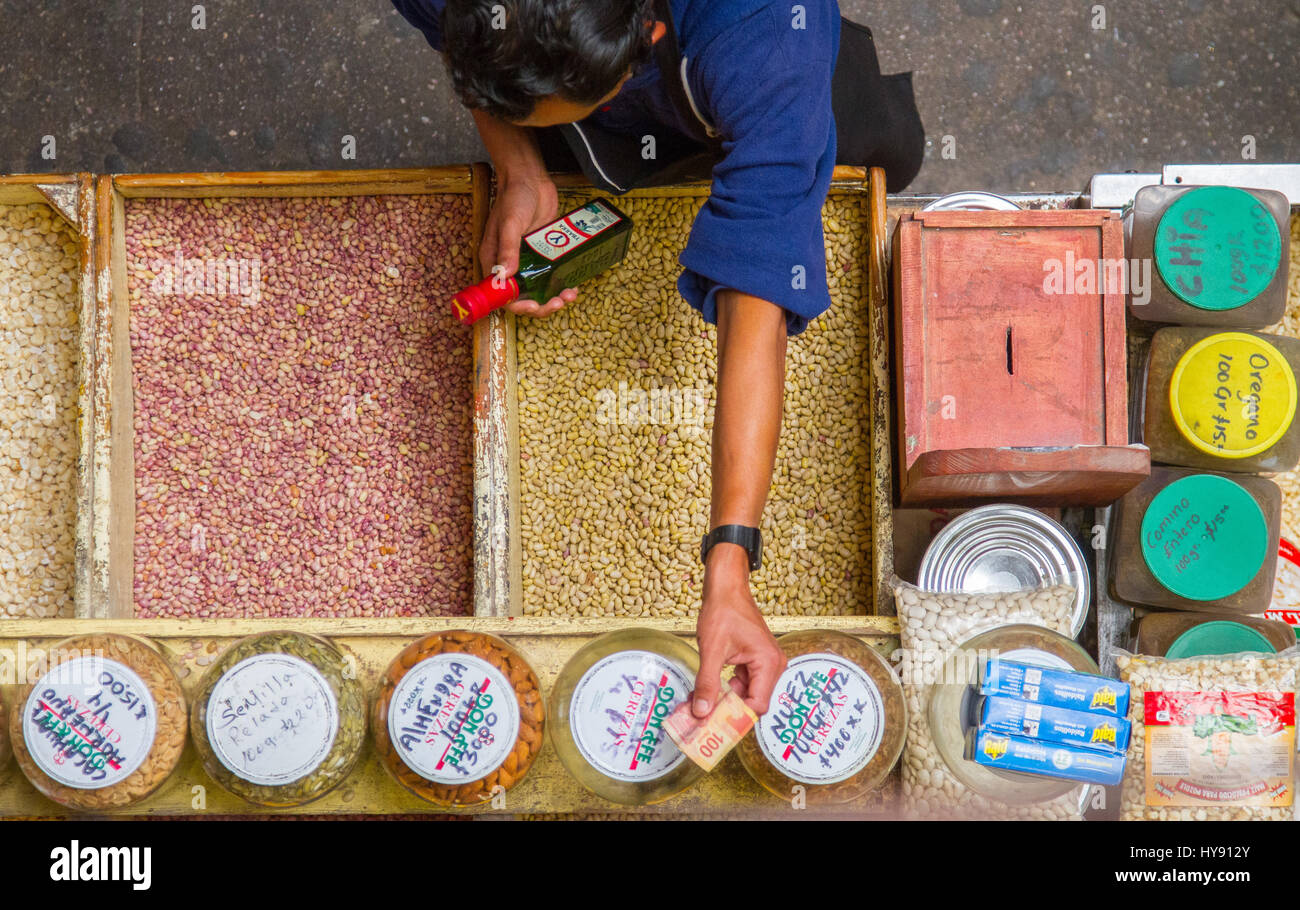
(0, 175), (97, 620)
(486, 166), (899, 617)
(0, 166), (901, 817)
(88, 167), (491, 620)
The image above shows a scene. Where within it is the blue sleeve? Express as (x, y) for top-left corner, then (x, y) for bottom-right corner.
(677, 3), (838, 336)
(392, 0), (446, 52)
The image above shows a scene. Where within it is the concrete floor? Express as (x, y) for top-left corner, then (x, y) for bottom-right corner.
(1, 0), (1296, 193)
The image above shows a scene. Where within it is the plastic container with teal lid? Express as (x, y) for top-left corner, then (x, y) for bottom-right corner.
(736, 629), (906, 806)
(549, 628), (702, 805)
(1139, 327), (1300, 473)
(1109, 466), (1281, 613)
(1132, 610), (1295, 657)
(190, 631), (367, 808)
(1125, 184), (1291, 327)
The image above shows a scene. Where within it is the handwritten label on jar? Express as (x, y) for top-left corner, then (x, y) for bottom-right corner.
(1154, 186), (1282, 311)
(206, 654), (339, 787)
(23, 657), (158, 790)
(1140, 474), (1269, 601)
(756, 653), (884, 785)
(569, 650), (692, 783)
(1170, 333), (1297, 459)
(388, 653), (520, 785)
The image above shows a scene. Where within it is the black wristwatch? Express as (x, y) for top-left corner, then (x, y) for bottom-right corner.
(700, 525), (762, 573)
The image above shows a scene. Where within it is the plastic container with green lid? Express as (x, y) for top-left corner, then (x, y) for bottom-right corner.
(1139, 327), (1300, 473)
(1166, 621), (1276, 658)
(1126, 184), (1291, 327)
(1132, 610), (1295, 657)
(1109, 466), (1281, 613)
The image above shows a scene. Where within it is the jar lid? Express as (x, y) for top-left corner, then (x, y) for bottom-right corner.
(206, 652), (340, 787)
(1169, 332), (1297, 458)
(1140, 474), (1269, 601)
(387, 652), (521, 785)
(568, 649), (692, 784)
(738, 630), (906, 805)
(1166, 621), (1277, 659)
(753, 652), (888, 786)
(1154, 186), (1282, 311)
(549, 629), (703, 806)
(22, 655), (159, 790)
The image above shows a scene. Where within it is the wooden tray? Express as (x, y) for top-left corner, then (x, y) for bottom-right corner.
(0, 175), (97, 619)
(484, 167), (898, 616)
(89, 167), (490, 619)
(0, 166), (903, 817)
(0, 616), (898, 817)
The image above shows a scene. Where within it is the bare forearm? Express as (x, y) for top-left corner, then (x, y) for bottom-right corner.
(470, 109), (546, 180)
(694, 289), (788, 716)
(710, 290), (787, 531)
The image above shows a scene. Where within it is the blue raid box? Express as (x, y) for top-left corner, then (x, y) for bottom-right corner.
(980, 659), (1130, 718)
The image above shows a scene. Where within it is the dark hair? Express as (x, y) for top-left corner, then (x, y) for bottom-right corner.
(442, 0), (655, 122)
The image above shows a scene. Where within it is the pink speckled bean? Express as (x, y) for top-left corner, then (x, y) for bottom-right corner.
(126, 195), (474, 618)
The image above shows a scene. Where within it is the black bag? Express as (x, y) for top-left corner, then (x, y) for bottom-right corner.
(537, 1), (925, 193)
(831, 19), (925, 192)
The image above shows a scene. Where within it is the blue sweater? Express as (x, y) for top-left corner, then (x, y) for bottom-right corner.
(393, 0), (839, 334)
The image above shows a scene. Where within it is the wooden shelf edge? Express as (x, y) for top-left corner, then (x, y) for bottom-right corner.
(0, 613), (900, 640)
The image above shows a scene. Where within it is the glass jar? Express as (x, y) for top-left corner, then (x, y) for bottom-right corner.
(1140, 327), (1300, 472)
(1127, 184), (1291, 327)
(373, 630), (544, 809)
(1110, 466), (1281, 613)
(926, 624), (1099, 806)
(736, 629), (906, 806)
(190, 631), (366, 808)
(549, 628), (702, 806)
(10, 634), (187, 811)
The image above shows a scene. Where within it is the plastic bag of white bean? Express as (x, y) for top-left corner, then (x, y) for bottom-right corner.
(1116, 648), (1300, 821)
(894, 580), (1087, 820)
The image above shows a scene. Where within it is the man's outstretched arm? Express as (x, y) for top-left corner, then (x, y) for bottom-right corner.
(694, 289), (789, 718)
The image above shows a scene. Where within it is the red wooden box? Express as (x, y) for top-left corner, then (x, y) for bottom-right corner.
(890, 209), (1149, 507)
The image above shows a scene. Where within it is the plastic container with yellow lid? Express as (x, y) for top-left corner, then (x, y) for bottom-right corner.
(1140, 326), (1300, 473)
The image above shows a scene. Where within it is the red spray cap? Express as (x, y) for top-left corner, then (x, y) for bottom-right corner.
(450, 274), (520, 325)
